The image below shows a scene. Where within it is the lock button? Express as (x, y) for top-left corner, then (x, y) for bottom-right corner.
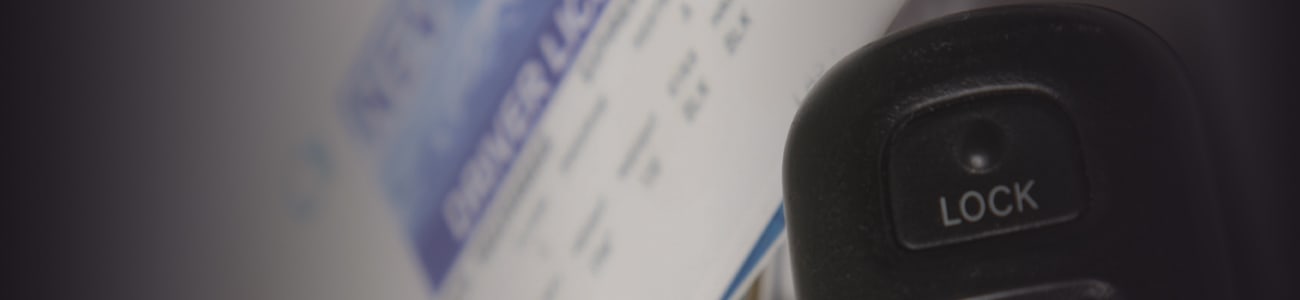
(888, 94), (1087, 250)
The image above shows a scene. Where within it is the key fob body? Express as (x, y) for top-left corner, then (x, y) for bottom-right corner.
(783, 4), (1233, 299)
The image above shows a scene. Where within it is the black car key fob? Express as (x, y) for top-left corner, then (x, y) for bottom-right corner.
(783, 4), (1233, 299)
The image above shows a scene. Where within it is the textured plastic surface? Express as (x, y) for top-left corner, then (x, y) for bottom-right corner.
(783, 4), (1233, 299)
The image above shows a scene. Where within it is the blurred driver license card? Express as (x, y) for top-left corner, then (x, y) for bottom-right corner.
(341, 0), (902, 298)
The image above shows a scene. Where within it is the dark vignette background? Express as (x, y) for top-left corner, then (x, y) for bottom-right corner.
(19, 0), (1300, 299)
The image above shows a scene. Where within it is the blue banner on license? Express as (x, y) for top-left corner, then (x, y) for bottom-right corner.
(342, 0), (610, 290)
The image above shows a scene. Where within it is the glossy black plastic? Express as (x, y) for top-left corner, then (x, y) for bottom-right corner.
(783, 4), (1232, 299)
